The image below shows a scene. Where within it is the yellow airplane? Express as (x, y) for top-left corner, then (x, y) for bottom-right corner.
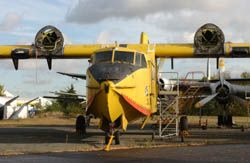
(0, 23), (250, 149)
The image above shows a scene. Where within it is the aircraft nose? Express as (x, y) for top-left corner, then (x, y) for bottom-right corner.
(99, 81), (124, 123)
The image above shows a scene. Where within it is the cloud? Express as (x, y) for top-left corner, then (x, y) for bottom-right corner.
(0, 12), (22, 31)
(65, 0), (250, 42)
(96, 31), (111, 44)
(65, 0), (234, 24)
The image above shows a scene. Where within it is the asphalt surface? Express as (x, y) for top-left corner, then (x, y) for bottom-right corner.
(0, 124), (250, 162)
(1, 144), (250, 163)
(0, 125), (250, 155)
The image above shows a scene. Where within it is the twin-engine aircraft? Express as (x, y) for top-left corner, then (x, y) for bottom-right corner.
(1, 23), (250, 149)
(193, 59), (250, 126)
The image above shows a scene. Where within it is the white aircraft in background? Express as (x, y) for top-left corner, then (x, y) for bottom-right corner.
(0, 91), (43, 120)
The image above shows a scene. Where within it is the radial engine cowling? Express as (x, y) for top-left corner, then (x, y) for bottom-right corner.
(158, 78), (176, 91)
(194, 23), (225, 56)
(35, 25), (64, 56)
(216, 84), (230, 104)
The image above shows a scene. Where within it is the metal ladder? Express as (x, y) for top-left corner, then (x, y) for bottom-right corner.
(157, 72), (179, 138)
(179, 85), (201, 114)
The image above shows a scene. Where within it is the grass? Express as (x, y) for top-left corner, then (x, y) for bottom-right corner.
(0, 113), (250, 128)
(0, 112), (76, 127)
(188, 115), (250, 127)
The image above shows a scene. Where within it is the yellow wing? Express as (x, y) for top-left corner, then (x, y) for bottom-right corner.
(1, 23), (250, 70)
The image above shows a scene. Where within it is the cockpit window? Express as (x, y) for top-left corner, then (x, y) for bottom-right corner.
(135, 52), (147, 68)
(141, 55), (147, 68)
(94, 51), (112, 64)
(114, 51), (134, 64)
(135, 53), (141, 66)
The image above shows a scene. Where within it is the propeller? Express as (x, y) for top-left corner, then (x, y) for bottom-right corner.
(195, 93), (218, 108)
(218, 58), (225, 86)
(195, 58), (226, 108)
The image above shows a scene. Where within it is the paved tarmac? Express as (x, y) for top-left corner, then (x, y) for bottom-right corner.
(0, 124), (250, 162)
(0, 124), (250, 154)
(1, 144), (250, 163)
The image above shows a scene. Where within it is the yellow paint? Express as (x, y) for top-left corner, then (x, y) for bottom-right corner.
(87, 47), (155, 131)
(219, 58), (225, 70)
(104, 135), (114, 151)
(0, 45), (32, 58)
(2, 42), (250, 58)
(140, 116), (150, 129)
(2, 31), (250, 134)
(122, 115), (128, 131)
(140, 32), (149, 44)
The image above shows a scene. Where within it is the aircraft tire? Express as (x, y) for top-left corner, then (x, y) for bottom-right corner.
(180, 116), (188, 131)
(75, 115), (86, 135)
(114, 131), (120, 145)
(105, 132), (110, 145)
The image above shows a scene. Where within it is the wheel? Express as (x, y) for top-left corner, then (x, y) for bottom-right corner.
(151, 131), (155, 141)
(75, 115), (86, 135)
(114, 131), (120, 145)
(105, 132), (110, 145)
(180, 116), (188, 131)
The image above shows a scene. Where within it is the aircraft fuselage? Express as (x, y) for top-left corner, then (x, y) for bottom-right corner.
(85, 47), (157, 131)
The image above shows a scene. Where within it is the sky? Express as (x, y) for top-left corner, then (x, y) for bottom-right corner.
(0, 0), (250, 97)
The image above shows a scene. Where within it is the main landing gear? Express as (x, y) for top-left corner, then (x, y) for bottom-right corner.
(75, 115), (90, 135)
(179, 116), (189, 142)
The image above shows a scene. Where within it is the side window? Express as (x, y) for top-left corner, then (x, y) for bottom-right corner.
(141, 55), (147, 68)
(135, 53), (141, 66)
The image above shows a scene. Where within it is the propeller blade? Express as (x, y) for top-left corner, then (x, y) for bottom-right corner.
(219, 58), (225, 86)
(195, 93), (218, 108)
(206, 58), (210, 80)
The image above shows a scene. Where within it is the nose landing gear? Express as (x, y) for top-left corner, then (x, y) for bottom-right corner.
(104, 123), (121, 151)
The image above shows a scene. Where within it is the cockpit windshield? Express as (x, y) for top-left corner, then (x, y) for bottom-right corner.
(114, 51), (134, 64)
(94, 51), (113, 64)
(93, 49), (147, 67)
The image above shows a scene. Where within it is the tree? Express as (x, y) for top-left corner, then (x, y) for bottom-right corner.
(56, 84), (82, 116)
(0, 85), (5, 96)
(241, 72), (250, 78)
(210, 71), (231, 80)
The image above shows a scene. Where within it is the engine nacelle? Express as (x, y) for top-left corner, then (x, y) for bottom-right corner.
(35, 25), (64, 56)
(158, 78), (176, 91)
(194, 23), (225, 56)
(216, 84), (230, 104)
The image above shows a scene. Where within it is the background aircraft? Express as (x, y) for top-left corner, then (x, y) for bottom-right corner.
(158, 58), (250, 127)
(0, 95), (41, 119)
(194, 59), (250, 126)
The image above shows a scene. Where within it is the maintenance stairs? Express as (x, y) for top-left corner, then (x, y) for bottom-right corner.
(156, 72), (204, 138)
(179, 85), (202, 114)
(157, 72), (179, 138)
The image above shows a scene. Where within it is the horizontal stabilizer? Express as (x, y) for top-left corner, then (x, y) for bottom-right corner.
(49, 91), (86, 97)
(5, 96), (19, 105)
(57, 72), (86, 80)
(43, 96), (85, 102)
